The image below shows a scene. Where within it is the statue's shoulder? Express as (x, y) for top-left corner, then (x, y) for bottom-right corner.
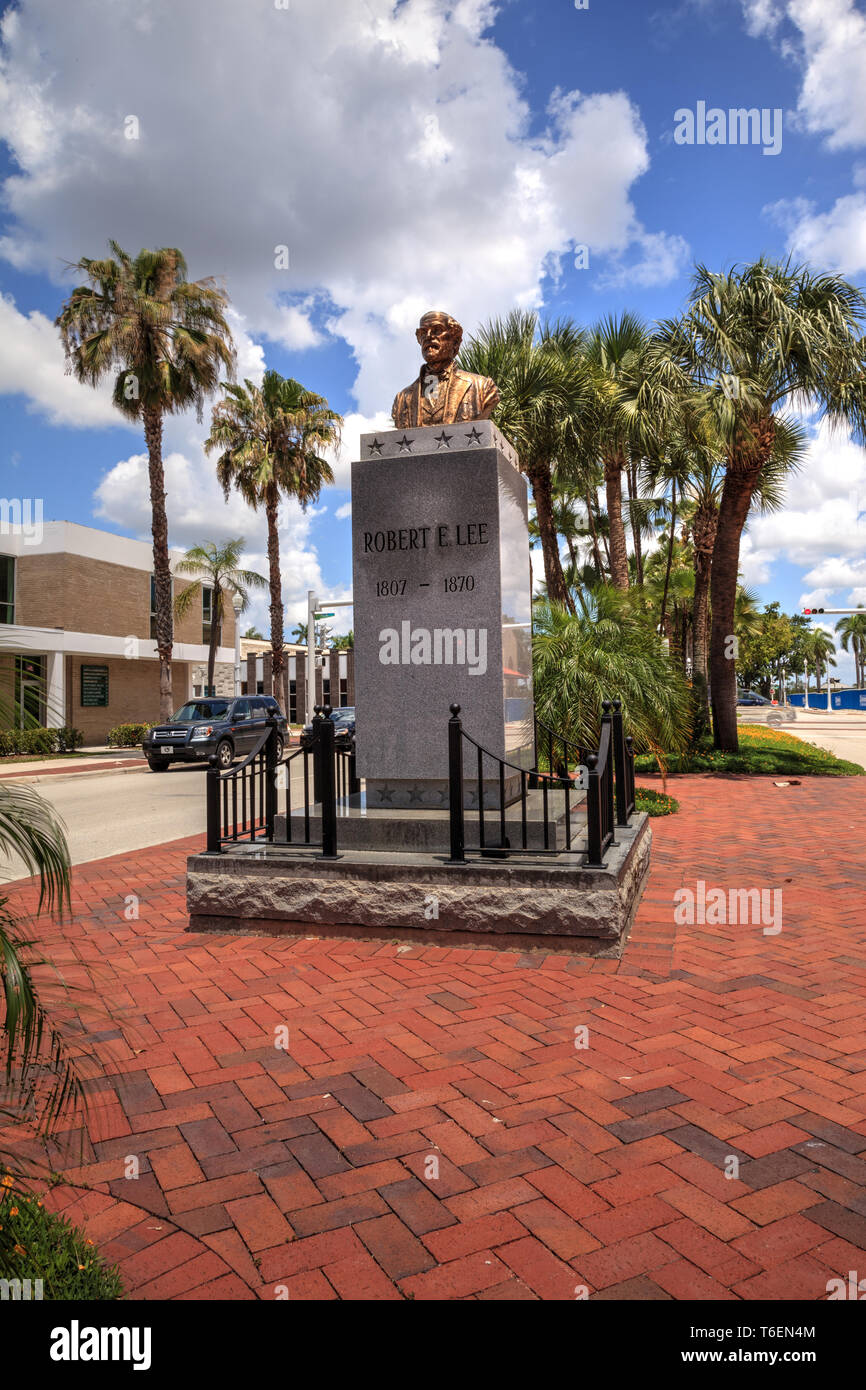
(454, 366), (493, 386)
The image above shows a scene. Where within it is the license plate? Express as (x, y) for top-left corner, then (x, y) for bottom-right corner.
(160, 745), (174, 754)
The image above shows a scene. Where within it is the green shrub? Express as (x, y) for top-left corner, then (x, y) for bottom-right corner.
(55, 726), (84, 753)
(0, 1179), (123, 1299)
(107, 722), (154, 747)
(532, 593), (692, 762)
(635, 787), (679, 816)
(0, 726), (80, 757)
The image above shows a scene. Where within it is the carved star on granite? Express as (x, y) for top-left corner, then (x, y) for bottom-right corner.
(435, 786), (450, 805)
(434, 431), (453, 450)
(377, 783), (396, 803)
(367, 437), (384, 456)
(408, 784), (426, 804)
(397, 434), (415, 453)
(465, 427), (484, 446)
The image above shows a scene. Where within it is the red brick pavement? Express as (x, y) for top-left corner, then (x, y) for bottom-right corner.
(5, 773), (866, 1300)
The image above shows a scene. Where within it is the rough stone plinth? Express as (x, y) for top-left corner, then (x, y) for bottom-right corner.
(186, 815), (651, 958)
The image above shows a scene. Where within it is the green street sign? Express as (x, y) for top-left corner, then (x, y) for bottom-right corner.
(314, 611), (335, 618)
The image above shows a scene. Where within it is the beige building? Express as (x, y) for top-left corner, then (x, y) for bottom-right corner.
(0, 521), (237, 744)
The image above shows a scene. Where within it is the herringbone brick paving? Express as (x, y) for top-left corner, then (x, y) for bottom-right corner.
(5, 773), (865, 1300)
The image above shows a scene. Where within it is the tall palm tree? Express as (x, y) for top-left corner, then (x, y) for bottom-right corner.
(806, 628), (837, 692)
(460, 312), (589, 607)
(580, 313), (677, 591)
(659, 259), (866, 750)
(836, 609), (866, 690)
(173, 539), (266, 694)
(56, 244), (235, 720)
(206, 371), (342, 706)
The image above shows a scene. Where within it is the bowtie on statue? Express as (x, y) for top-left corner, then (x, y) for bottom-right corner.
(422, 371), (441, 403)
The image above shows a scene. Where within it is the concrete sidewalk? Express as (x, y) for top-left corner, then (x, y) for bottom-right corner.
(0, 746), (147, 782)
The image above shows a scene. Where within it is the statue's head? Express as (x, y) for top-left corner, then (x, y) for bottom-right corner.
(416, 310), (463, 373)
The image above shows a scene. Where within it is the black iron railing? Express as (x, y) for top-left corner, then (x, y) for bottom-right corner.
(206, 708), (345, 858)
(448, 698), (636, 868)
(205, 700), (635, 872)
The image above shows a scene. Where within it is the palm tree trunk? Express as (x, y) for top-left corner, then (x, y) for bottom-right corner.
(529, 463), (569, 606)
(265, 481), (285, 685)
(627, 460), (644, 586)
(207, 582), (221, 693)
(604, 454), (629, 590)
(583, 490), (604, 579)
(709, 462), (762, 750)
(144, 405), (173, 720)
(658, 478), (677, 635)
(691, 503), (716, 731)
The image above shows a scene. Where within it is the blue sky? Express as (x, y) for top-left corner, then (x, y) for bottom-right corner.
(1, 0), (864, 673)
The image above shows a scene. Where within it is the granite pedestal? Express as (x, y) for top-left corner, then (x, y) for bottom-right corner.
(351, 420), (533, 809)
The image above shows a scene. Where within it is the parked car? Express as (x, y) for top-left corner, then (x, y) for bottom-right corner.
(142, 695), (287, 772)
(736, 690), (774, 706)
(300, 706), (355, 751)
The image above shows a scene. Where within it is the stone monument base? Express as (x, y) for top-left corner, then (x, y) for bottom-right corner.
(186, 815), (651, 959)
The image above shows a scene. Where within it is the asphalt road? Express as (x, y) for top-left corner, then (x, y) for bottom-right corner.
(739, 708), (866, 769)
(0, 761), (211, 883)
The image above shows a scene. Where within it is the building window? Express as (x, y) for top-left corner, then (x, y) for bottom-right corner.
(0, 555), (14, 624)
(339, 678), (348, 707)
(15, 654), (45, 727)
(322, 678), (330, 706)
(202, 586), (214, 645)
(289, 679), (297, 722)
(194, 685), (203, 697)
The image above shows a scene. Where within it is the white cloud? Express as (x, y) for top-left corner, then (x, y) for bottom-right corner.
(0, 0), (683, 418)
(93, 449), (329, 631)
(0, 293), (129, 428)
(596, 229), (691, 290)
(766, 193), (866, 276)
(742, 0), (866, 150)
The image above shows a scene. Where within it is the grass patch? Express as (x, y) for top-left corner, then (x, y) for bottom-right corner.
(635, 725), (864, 778)
(0, 1181), (123, 1299)
(635, 786), (679, 816)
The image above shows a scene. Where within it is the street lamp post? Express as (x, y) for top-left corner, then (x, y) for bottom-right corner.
(232, 590), (244, 697)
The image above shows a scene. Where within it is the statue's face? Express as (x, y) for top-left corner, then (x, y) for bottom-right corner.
(416, 315), (460, 372)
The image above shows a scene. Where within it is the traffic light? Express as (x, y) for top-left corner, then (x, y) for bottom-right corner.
(802, 607), (825, 615)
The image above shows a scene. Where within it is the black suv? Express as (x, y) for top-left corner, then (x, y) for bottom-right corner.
(143, 695), (287, 772)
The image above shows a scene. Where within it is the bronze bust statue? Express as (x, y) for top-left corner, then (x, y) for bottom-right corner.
(391, 310), (500, 429)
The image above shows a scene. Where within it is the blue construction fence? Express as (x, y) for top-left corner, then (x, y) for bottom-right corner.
(788, 690), (866, 711)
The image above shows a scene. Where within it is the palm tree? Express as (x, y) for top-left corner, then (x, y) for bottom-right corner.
(460, 312), (589, 607)
(806, 628), (837, 692)
(330, 632), (354, 651)
(532, 592), (691, 767)
(56, 244), (235, 720)
(243, 626), (264, 641)
(0, 780), (86, 1272)
(206, 371), (342, 708)
(173, 540), (266, 694)
(290, 622), (308, 645)
(659, 259), (866, 750)
(836, 609), (866, 689)
(580, 313), (678, 591)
